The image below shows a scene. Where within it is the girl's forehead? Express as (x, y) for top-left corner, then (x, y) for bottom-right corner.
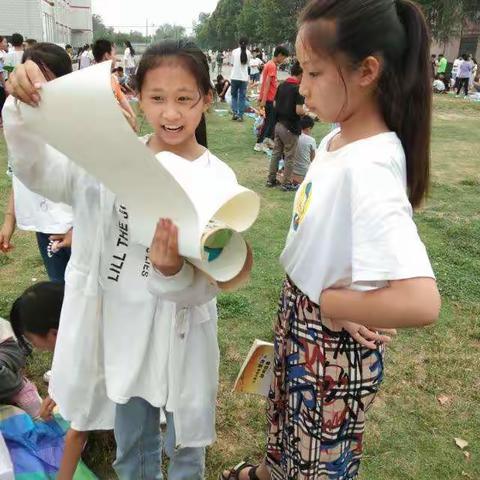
(296, 21), (337, 64)
(144, 62), (199, 89)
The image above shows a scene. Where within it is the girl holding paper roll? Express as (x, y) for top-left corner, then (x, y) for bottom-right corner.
(5, 40), (248, 480)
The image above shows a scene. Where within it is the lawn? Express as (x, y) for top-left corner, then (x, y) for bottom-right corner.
(0, 94), (479, 479)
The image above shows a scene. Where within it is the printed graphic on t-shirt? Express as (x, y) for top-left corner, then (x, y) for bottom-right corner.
(292, 182), (312, 232)
(107, 204), (151, 283)
(107, 204), (129, 282)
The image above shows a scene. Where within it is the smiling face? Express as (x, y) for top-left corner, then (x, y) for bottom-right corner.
(139, 60), (211, 149)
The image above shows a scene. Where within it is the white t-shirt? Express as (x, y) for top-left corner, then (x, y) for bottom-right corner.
(79, 50), (92, 69)
(3, 50), (24, 80)
(452, 58), (462, 76)
(249, 57), (263, 75)
(433, 79), (445, 92)
(123, 47), (135, 69)
(230, 47), (252, 82)
(0, 50), (6, 80)
(12, 174), (73, 234)
(5, 130), (73, 234)
(294, 133), (317, 176)
(281, 129), (434, 304)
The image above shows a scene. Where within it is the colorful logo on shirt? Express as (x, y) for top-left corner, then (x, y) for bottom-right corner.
(292, 181), (312, 231)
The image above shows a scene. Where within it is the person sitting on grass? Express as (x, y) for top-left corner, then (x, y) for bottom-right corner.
(292, 115), (317, 185)
(9, 282), (89, 480)
(433, 74), (446, 93)
(113, 66), (135, 96)
(0, 315), (42, 419)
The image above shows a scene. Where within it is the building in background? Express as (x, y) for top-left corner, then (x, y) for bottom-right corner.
(0, 0), (92, 47)
(432, 20), (480, 60)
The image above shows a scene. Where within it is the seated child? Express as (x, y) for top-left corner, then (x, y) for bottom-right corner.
(433, 74), (446, 93)
(114, 66), (135, 96)
(0, 317), (41, 418)
(10, 282), (89, 480)
(293, 116), (317, 185)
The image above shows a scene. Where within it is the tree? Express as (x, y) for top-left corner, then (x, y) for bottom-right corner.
(92, 13), (114, 42)
(193, 0), (480, 51)
(213, 0), (244, 48)
(194, 13), (212, 49)
(92, 14), (150, 45)
(193, 0), (309, 49)
(154, 24), (187, 42)
(237, 0), (261, 44)
(417, 0), (480, 44)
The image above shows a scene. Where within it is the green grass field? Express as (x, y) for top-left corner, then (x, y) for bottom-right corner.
(1, 95), (479, 479)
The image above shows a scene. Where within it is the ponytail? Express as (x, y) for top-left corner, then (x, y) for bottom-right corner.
(239, 37), (248, 65)
(196, 114), (208, 148)
(390, 0), (431, 208)
(300, 0), (432, 208)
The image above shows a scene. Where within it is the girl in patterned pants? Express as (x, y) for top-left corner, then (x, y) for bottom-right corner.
(221, 0), (440, 479)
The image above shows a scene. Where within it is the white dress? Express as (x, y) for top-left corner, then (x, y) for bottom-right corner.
(3, 100), (235, 447)
(123, 48), (135, 73)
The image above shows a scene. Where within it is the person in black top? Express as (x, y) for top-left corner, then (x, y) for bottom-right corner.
(266, 61), (306, 191)
(215, 74), (231, 102)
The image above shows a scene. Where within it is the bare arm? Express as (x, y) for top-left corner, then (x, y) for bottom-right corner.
(57, 429), (88, 480)
(0, 190), (16, 253)
(2, 189), (15, 227)
(321, 277), (441, 329)
(221, 81), (230, 97)
(260, 76), (272, 106)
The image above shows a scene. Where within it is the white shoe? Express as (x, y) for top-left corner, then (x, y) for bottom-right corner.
(43, 370), (52, 384)
(254, 143), (263, 152)
(261, 143), (271, 153)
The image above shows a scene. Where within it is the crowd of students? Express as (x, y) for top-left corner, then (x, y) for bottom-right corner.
(215, 39), (317, 192)
(431, 52), (479, 97)
(0, 0), (444, 478)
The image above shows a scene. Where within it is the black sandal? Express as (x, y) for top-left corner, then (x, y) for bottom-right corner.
(219, 461), (260, 480)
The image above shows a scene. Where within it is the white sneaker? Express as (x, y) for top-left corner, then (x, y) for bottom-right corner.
(261, 143), (272, 153)
(43, 370), (52, 384)
(254, 143), (263, 152)
(265, 138), (275, 149)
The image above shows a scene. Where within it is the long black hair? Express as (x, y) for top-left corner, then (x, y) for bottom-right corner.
(136, 39), (211, 148)
(299, 0), (432, 208)
(239, 37), (248, 65)
(9, 282), (64, 354)
(125, 40), (135, 57)
(22, 42), (72, 78)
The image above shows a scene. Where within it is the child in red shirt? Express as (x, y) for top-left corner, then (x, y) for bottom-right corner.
(254, 45), (290, 153)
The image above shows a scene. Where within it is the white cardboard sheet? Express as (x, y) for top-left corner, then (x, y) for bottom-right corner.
(20, 62), (260, 281)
